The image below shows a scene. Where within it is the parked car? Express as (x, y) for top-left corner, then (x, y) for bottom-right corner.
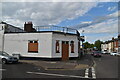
(102, 51), (107, 54)
(0, 51), (19, 64)
(110, 52), (118, 56)
(93, 51), (102, 57)
(116, 53), (120, 56)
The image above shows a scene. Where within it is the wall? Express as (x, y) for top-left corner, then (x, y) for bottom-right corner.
(108, 43), (111, 53)
(52, 33), (78, 58)
(0, 24), (5, 51)
(4, 32), (52, 58)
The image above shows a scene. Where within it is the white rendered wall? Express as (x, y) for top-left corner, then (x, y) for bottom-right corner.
(108, 43), (112, 53)
(0, 32), (3, 51)
(4, 32), (52, 58)
(0, 24), (5, 51)
(52, 33), (78, 58)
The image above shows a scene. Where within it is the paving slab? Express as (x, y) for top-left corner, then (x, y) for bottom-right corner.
(20, 56), (93, 70)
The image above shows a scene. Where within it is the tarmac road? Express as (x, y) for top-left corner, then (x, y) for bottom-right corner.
(1, 62), (87, 79)
(92, 54), (119, 79)
(1, 54), (119, 80)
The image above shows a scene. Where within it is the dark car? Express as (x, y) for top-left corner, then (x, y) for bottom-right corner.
(93, 51), (102, 57)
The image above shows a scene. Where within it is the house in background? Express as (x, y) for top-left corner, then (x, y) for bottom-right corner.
(118, 35), (120, 54)
(0, 21), (81, 60)
(101, 41), (109, 53)
(114, 38), (118, 52)
(101, 37), (119, 53)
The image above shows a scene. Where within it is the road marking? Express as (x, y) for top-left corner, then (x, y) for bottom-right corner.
(0, 69), (6, 71)
(85, 68), (89, 78)
(91, 67), (96, 79)
(27, 71), (86, 78)
(85, 67), (96, 79)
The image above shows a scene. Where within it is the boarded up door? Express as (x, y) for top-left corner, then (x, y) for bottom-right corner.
(62, 41), (69, 61)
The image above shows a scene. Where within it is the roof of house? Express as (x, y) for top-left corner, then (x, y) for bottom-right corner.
(1, 21), (80, 37)
(4, 31), (78, 36)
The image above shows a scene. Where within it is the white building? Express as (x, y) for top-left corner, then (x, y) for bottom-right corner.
(0, 22), (80, 60)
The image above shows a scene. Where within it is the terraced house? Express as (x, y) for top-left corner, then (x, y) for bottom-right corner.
(0, 21), (81, 60)
(101, 36), (119, 53)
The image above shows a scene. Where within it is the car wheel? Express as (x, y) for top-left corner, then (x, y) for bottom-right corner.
(2, 59), (7, 64)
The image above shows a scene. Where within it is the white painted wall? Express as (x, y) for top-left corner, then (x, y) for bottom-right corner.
(4, 32), (53, 58)
(101, 44), (108, 52)
(52, 33), (78, 58)
(0, 24), (5, 51)
(108, 42), (112, 53)
(0, 32), (3, 51)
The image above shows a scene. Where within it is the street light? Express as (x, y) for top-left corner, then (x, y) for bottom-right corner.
(79, 30), (85, 57)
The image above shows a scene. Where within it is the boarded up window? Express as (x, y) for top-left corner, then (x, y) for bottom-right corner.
(28, 40), (38, 53)
(56, 40), (60, 53)
(70, 41), (74, 53)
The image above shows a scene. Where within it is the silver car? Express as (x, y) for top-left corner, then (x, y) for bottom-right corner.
(0, 51), (18, 64)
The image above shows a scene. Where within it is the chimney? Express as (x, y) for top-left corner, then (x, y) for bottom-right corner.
(118, 34), (120, 39)
(112, 37), (114, 40)
(24, 21), (33, 32)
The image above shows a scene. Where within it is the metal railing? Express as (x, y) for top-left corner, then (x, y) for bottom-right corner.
(4, 25), (79, 35)
(33, 25), (78, 34)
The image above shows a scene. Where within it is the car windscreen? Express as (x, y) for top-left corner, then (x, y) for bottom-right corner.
(0, 51), (9, 56)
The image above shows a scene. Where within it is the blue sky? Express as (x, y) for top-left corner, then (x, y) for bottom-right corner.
(57, 2), (119, 43)
(57, 2), (118, 26)
(2, 2), (119, 43)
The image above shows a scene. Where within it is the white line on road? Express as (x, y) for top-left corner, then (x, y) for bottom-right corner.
(91, 67), (96, 79)
(0, 69), (6, 71)
(27, 71), (86, 78)
(85, 68), (89, 78)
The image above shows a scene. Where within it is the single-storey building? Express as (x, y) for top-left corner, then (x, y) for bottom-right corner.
(0, 22), (81, 60)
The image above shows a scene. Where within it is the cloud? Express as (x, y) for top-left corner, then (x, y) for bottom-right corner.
(2, 0), (120, 2)
(86, 33), (117, 43)
(108, 6), (117, 11)
(72, 10), (119, 29)
(77, 10), (119, 43)
(2, 2), (98, 27)
(81, 21), (92, 24)
(81, 19), (118, 34)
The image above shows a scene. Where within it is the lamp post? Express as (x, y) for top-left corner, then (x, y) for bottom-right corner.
(80, 30), (85, 57)
(81, 30), (85, 48)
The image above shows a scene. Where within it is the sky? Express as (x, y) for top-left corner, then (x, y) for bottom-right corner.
(1, 0), (120, 43)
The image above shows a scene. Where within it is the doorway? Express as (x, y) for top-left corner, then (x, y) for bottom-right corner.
(62, 41), (69, 60)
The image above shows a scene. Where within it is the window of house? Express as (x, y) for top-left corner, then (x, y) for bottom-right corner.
(70, 41), (74, 53)
(56, 40), (60, 53)
(28, 40), (38, 53)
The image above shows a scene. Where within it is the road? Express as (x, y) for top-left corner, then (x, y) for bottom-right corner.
(1, 62), (86, 79)
(1, 54), (119, 80)
(92, 54), (119, 79)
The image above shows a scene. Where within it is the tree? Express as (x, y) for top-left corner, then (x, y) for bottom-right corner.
(94, 40), (103, 51)
(82, 40), (103, 50)
(83, 42), (94, 49)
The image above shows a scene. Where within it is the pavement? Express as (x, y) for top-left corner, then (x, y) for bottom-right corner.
(19, 54), (94, 70)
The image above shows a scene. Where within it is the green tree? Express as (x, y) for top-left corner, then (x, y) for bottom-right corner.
(83, 42), (94, 49)
(94, 40), (103, 51)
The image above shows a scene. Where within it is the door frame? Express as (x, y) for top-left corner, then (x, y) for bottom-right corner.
(61, 41), (69, 60)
